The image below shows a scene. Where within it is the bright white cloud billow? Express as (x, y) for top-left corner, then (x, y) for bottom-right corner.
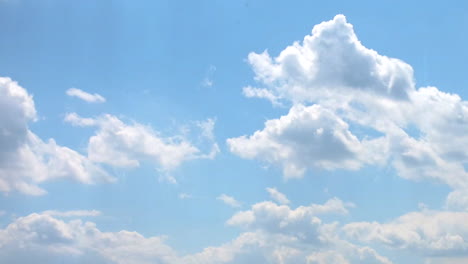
(245, 14), (415, 104)
(66, 88), (106, 103)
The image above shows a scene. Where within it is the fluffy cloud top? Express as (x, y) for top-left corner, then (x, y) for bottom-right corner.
(0, 201), (389, 264)
(246, 14), (414, 104)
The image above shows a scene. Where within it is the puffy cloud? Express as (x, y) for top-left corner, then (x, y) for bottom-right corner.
(0, 199), (388, 264)
(217, 194), (242, 208)
(0, 77), (112, 196)
(65, 113), (219, 171)
(266, 187), (290, 205)
(184, 230), (391, 264)
(184, 195), (386, 264)
(227, 197), (354, 244)
(229, 14), (468, 193)
(343, 210), (468, 256)
(246, 14), (414, 104)
(66, 88), (106, 103)
(228, 104), (384, 178)
(0, 212), (177, 264)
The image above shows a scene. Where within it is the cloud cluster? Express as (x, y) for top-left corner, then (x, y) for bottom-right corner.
(344, 210), (468, 256)
(227, 14), (468, 194)
(226, 15), (468, 263)
(0, 195), (388, 264)
(0, 212), (177, 264)
(0, 77), (112, 195)
(0, 75), (219, 195)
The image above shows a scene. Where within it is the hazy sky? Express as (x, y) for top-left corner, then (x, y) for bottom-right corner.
(1, 1), (468, 263)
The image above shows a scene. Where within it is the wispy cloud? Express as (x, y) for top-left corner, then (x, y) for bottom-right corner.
(42, 209), (101, 217)
(66, 88), (106, 103)
(201, 65), (216, 87)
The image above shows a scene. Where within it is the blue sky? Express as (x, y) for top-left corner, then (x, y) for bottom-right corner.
(1, 1), (468, 263)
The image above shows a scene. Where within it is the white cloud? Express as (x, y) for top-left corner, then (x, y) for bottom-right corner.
(228, 104), (384, 178)
(65, 113), (219, 171)
(0, 77), (112, 196)
(228, 14), (468, 194)
(266, 187), (290, 205)
(217, 194), (241, 208)
(66, 88), (106, 103)
(343, 210), (468, 256)
(178, 193), (192, 200)
(246, 14), (414, 104)
(184, 230), (391, 264)
(0, 201), (388, 264)
(0, 212), (178, 264)
(242, 86), (283, 107)
(227, 198), (354, 244)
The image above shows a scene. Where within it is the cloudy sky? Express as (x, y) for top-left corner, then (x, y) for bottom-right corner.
(1, 1), (468, 263)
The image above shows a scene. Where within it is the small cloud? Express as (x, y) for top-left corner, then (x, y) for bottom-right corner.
(201, 65), (216, 87)
(242, 86), (283, 107)
(66, 88), (106, 103)
(158, 173), (177, 184)
(266, 187), (290, 205)
(418, 202), (429, 211)
(217, 194), (241, 208)
(179, 193), (192, 200)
